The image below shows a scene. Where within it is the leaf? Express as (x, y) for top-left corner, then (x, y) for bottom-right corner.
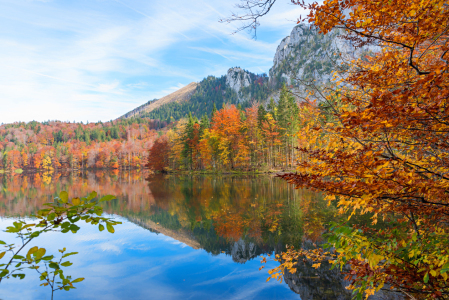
(62, 252), (78, 259)
(423, 272), (429, 283)
(60, 191), (69, 203)
(99, 195), (115, 202)
(27, 246), (38, 258)
(87, 191), (97, 201)
(72, 198), (80, 206)
(106, 223), (115, 233)
(33, 248), (46, 260)
(12, 273), (26, 279)
(0, 241), (6, 245)
(60, 261), (73, 267)
(0, 269), (9, 277)
(99, 224), (105, 232)
(0, 252), (5, 260)
(49, 263), (59, 269)
(72, 277), (85, 283)
(47, 213), (56, 221)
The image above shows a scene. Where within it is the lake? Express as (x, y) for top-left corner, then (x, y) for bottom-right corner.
(0, 170), (353, 300)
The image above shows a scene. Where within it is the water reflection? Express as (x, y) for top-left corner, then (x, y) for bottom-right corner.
(0, 171), (353, 300)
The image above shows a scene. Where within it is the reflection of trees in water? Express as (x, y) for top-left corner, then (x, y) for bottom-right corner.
(1, 171), (369, 299)
(284, 259), (352, 300)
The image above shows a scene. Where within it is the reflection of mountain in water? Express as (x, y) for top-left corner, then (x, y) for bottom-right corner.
(0, 171), (405, 299)
(231, 239), (257, 263)
(284, 261), (352, 300)
(128, 216), (201, 249)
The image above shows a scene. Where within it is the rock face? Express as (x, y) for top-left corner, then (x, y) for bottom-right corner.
(269, 24), (378, 97)
(226, 67), (252, 102)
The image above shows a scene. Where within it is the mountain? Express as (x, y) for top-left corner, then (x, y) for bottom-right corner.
(124, 68), (271, 122)
(120, 82), (198, 119)
(122, 23), (374, 122)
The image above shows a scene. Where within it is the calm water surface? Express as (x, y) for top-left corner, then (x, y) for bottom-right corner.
(0, 171), (352, 300)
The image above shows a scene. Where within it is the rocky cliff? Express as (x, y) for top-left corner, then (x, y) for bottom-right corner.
(268, 24), (378, 99)
(122, 23), (378, 120)
(226, 67), (252, 102)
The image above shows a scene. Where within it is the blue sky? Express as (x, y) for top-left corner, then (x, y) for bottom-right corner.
(0, 0), (307, 123)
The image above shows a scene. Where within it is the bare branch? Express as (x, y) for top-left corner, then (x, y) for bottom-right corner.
(220, 0), (279, 38)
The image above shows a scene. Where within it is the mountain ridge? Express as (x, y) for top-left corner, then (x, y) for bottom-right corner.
(122, 23), (374, 122)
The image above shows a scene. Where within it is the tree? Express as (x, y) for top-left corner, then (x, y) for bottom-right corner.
(211, 105), (244, 169)
(259, 0), (449, 299)
(147, 136), (169, 172)
(277, 84), (299, 169)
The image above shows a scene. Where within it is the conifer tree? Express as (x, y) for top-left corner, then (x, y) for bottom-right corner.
(277, 84), (299, 168)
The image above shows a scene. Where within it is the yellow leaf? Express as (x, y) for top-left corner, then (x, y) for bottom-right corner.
(72, 198), (80, 206)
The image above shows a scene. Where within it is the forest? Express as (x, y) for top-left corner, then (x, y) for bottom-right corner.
(0, 117), (166, 172)
(0, 83), (296, 174)
(141, 72), (272, 123)
(147, 85), (302, 172)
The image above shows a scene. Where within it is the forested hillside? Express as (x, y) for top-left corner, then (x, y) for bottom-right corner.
(138, 71), (272, 123)
(0, 117), (165, 172)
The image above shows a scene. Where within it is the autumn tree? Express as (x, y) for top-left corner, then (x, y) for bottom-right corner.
(147, 136), (169, 172)
(235, 0), (449, 298)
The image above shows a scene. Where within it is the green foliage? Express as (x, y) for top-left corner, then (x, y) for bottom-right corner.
(0, 191), (121, 299)
(142, 73), (272, 123)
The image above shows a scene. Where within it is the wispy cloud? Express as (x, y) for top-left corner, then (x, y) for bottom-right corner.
(0, 0), (307, 123)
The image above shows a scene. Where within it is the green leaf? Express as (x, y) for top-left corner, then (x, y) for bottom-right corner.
(33, 248), (46, 260)
(69, 224), (80, 232)
(60, 191), (69, 203)
(87, 191), (97, 201)
(423, 272), (429, 283)
(49, 262), (59, 269)
(12, 273), (25, 279)
(41, 255), (54, 261)
(0, 269), (9, 277)
(62, 252), (78, 259)
(0, 240), (6, 245)
(441, 263), (449, 273)
(99, 224), (105, 232)
(99, 195), (115, 202)
(106, 223), (115, 233)
(60, 261), (73, 267)
(72, 277), (85, 283)
(47, 213), (56, 221)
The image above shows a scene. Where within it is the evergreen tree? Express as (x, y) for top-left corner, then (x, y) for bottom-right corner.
(277, 84), (300, 168)
(199, 114), (210, 135)
(257, 105), (267, 128)
(267, 98), (277, 120)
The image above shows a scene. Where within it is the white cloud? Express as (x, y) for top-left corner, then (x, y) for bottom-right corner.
(0, 0), (309, 123)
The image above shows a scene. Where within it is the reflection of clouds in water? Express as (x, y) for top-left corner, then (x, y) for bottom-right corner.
(99, 242), (122, 253)
(0, 173), (314, 300)
(226, 279), (286, 300)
